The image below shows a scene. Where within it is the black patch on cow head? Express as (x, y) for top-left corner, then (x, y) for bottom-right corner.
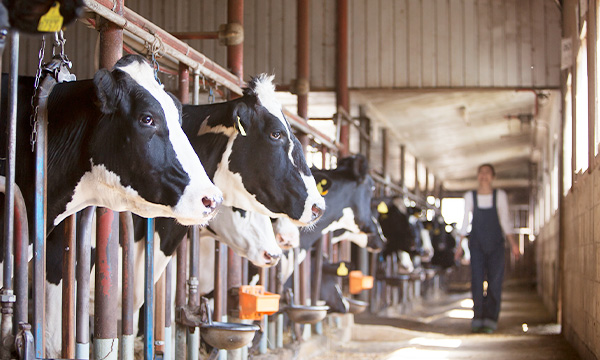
(375, 198), (417, 257)
(89, 55), (189, 208)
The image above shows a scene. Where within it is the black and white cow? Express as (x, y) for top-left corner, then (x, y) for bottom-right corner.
(424, 215), (457, 269)
(375, 198), (417, 258)
(0, 54), (222, 235)
(0, 54), (223, 357)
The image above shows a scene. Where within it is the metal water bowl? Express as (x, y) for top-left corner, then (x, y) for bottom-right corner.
(200, 322), (260, 350)
(284, 304), (329, 324)
(346, 298), (368, 314)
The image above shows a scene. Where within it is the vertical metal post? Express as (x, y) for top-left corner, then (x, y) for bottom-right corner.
(33, 62), (47, 360)
(297, 0), (310, 121)
(336, 0), (349, 156)
(178, 63), (189, 105)
(144, 218), (155, 360)
(164, 260), (173, 360)
(155, 271), (165, 358)
(175, 241), (187, 359)
(187, 227), (199, 360)
(259, 268), (268, 354)
(121, 211), (134, 360)
(400, 145), (406, 188)
(76, 206), (94, 360)
(311, 236), (323, 306)
(214, 242), (227, 320)
(227, 0), (244, 85)
(94, 208), (119, 360)
(62, 215), (76, 358)
(13, 183), (28, 330)
(381, 128), (388, 177)
(1, 30), (18, 355)
(95, 1), (123, 359)
(414, 158), (420, 197)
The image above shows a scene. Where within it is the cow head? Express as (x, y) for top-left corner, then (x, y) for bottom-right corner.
(209, 206), (282, 267)
(194, 74), (325, 226)
(376, 197), (417, 257)
(65, 54), (222, 226)
(313, 155), (386, 253)
(271, 217), (300, 250)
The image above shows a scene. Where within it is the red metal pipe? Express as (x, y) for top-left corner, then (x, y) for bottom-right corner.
(227, 0), (244, 87)
(337, 0), (350, 156)
(62, 215), (76, 358)
(175, 240), (187, 358)
(179, 63), (190, 105)
(120, 211), (134, 338)
(297, 0), (310, 120)
(171, 31), (220, 40)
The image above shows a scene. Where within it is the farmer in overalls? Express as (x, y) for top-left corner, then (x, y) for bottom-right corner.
(456, 163), (520, 333)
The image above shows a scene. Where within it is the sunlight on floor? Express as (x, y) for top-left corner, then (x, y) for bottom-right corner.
(409, 337), (462, 348)
(460, 299), (474, 308)
(447, 309), (473, 319)
(385, 347), (450, 360)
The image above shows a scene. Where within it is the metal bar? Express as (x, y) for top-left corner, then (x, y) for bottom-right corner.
(12, 179), (28, 330)
(171, 31), (219, 40)
(33, 54), (48, 360)
(284, 109), (337, 150)
(259, 268), (268, 354)
(187, 226), (199, 360)
(84, 0), (243, 94)
(227, 0), (244, 85)
(120, 211), (134, 360)
(76, 206), (95, 360)
(214, 241), (227, 320)
(336, 0), (349, 156)
(369, 252), (377, 313)
(62, 215), (76, 358)
(178, 63), (189, 105)
(155, 271), (166, 357)
(175, 241), (187, 359)
(144, 218), (155, 360)
(311, 236), (323, 306)
(382, 128), (388, 178)
(297, 0), (309, 120)
(1, 31), (18, 353)
(164, 260), (173, 360)
(94, 208), (119, 360)
(400, 145), (405, 188)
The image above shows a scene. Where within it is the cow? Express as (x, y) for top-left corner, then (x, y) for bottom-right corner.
(375, 197), (417, 258)
(46, 74), (324, 356)
(0, 54), (224, 358)
(424, 215), (458, 270)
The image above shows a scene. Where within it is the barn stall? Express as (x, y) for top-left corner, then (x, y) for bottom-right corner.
(0, 0), (595, 359)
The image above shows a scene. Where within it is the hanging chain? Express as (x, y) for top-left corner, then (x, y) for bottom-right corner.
(29, 36), (46, 151)
(145, 34), (163, 85)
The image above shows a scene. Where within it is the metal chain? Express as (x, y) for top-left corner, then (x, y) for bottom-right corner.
(145, 35), (163, 85)
(29, 36), (46, 151)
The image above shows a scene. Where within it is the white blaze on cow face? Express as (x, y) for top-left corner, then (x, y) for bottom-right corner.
(118, 61), (222, 225)
(209, 206), (282, 267)
(252, 75), (325, 225)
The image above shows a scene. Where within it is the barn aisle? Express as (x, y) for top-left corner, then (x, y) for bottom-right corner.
(311, 280), (579, 360)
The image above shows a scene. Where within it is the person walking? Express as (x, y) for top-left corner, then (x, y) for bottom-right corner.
(456, 163), (520, 333)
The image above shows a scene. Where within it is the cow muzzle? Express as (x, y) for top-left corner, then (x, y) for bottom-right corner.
(311, 204), (324, 222)
(263, 250), (281, 266)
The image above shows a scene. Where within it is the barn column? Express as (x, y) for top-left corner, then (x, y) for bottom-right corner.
(94, 0), (123, 358)
(120, 211), (135, 360)
(187, 227), (200, 360)
(400, 145), (406, 189)
(336, 0), (349, 157)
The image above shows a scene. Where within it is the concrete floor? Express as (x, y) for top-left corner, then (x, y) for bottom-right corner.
(310, 280), (580, 360)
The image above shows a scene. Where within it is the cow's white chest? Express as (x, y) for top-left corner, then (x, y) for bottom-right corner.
(331, 231), (368, 248)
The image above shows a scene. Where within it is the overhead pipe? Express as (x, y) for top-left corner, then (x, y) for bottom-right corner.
(76, 206), (95, 359)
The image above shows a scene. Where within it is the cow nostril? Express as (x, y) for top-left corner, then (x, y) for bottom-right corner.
(263, 251), (281, 263)
(202, 196), (221, 211)
(311, 204), (323, 220)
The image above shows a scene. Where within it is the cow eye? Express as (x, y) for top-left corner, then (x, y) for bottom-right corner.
(139, 115), (155, 126)
(271, 131), (282, 140)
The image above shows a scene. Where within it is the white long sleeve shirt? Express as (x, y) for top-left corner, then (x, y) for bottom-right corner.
(459, 189), (513, 237)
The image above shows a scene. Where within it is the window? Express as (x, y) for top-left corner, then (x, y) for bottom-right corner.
(564, 73), (573, 194)
(575, 28), (588, 173)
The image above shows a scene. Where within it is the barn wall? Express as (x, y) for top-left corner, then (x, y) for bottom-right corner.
(9, 0), (560, 91)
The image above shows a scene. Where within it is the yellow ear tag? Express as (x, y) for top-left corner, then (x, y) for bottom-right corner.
(236, 116), (247, 136)
(37, 2), (64, 32)
(337, 262), (349, 276)
(377, 201), (388, 214)
(317, 179), (328, 196)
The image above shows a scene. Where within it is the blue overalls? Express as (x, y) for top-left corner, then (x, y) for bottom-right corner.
(469, 190), (505, 331)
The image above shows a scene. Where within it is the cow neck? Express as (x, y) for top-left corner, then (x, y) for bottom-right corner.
(44, 80), (98, 232)
(299, 175), (357, 251)
(182, 103), (233, 179)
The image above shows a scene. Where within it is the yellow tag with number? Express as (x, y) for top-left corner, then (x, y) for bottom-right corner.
(337, 262), (349, 276)
(377, 201), (388, 214)
(236, 116), (247, 136)
(38, 2), (64, 32)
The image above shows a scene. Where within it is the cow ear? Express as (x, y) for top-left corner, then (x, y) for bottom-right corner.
(231, 102), (250, 135)
(166, 92), (183, 125)
(93, 69), (120, 114)
(352, 155), (369, 181)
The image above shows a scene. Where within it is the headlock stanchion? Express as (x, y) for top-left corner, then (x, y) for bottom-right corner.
(164, 260), (173, 360)
(76, 206), (95, 360)
(175, 240), (187, 359)
(1, 29), (18, 358)
(62, 215), (76, 358)
(144, 218), (155, 360)
(94, 208), (119, 360)
(120, 211), (135, 360)
(187, 226), (200, 360)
